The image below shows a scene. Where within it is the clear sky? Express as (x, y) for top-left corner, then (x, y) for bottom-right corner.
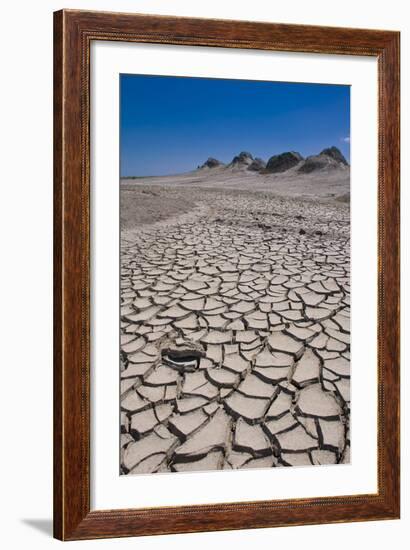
(120, 74), (350, 177)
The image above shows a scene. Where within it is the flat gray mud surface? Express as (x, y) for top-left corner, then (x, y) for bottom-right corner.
(120, 181), (350, 475)
(121, 185), (197, 230)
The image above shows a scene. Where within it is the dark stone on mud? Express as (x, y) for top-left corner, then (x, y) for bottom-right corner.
(265, 151), (303, 173)
(161, 342), (205, 360)
(161, 341), (205, 371)
(299, 229), (306, 235)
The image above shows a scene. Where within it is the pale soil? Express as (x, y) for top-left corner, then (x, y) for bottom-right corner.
(121, 168), (349, 232)
(120, 171), (350, 475)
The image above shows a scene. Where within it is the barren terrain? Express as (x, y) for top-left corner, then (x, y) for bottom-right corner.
(120, 169), (350, 475)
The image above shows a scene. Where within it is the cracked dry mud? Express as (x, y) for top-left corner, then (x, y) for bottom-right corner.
(120, 186), (350, 475)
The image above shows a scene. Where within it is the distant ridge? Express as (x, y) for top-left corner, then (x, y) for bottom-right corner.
(298, 147), (349, 174)
(195, 146), (348, 175)
(197, 157), (225, 170)
(265, 151), (303, 173)
(229, 151), (254, 170)
(248, 158), (266, 171)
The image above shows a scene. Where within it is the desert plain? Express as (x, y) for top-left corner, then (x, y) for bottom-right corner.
(119, 149), (351, 475)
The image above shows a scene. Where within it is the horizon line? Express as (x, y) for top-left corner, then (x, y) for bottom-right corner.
(120, 144), (349, 178)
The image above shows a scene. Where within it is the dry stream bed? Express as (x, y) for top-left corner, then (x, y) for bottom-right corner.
(120, 184), (350, 475)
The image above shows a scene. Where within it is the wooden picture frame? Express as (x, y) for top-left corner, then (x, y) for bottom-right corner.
(53, 9), (400, 541)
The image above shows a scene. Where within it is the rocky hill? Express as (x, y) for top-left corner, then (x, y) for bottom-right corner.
(248, 157), (266, 171)
(196, 146), (348, 176)
(265, 151), (303, 173)
(298, 147), (349, 174)
(197, 157), (225, 170)
(228, 151), (255, 170)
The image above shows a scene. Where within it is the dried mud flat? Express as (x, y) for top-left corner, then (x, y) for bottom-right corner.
(120, 178), (350, 475)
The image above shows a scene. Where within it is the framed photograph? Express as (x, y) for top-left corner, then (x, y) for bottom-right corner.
(54, 9), (400, 540)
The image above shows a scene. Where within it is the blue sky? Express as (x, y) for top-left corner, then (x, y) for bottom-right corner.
(120, 74), (350, 177)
